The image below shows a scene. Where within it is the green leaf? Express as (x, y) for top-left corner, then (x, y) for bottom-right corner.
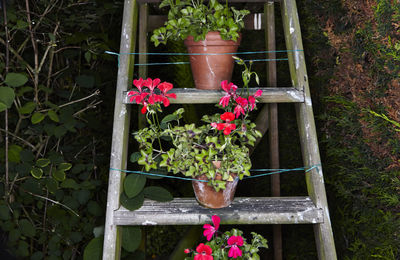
(9, 229), (20, 243)
(4, 73), (28, 87)
(130, 152), (141, 163)
(58, 162), (72, 171)
(53, 170), (66, 181)
(120, 192), (144, 211)
(0, 87), (15, 109)
(19, 219), (36, 237)
(30, 167), (43, 179)
(31, 112), (46, 124)
(161, 114), (178, 124)
(143, 186), (173, 202)
(19, 101), (36, 114)
(88, 201), (103, 217)
(46, 178), (58, 194)
(75, 189), (91, 205)
(8, 144), (22, 163)
(61, 179), (80, 190)
(0, 205), (10, 220)
(0, 102), (7, 112)
(83, 237), (103, 260)
(122, 226), (141, 252)
(123, 174), (146, 198)
(36, 158), (51, 167)
(48, 110), (60, 122)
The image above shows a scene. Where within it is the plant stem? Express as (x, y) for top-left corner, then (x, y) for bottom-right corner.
(3, 0), (10, 200)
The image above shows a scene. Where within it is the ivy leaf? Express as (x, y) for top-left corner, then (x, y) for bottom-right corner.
(48, 110), (60, 122)
(0, 87), (15, 110)
(123, 174), (146, 198)
(122, 226), (141, 252)
(120, 192), (144, 211)
(53, 170), (66, 181)
(31, 112), (46, 124)
(83, 236), (103, 260)
(143, 186), (173, 202)
(36, 158), (51, 168)
(4, 73), (28, 87)
(58, 162), (72, 171)
(30, 167), (43, 179)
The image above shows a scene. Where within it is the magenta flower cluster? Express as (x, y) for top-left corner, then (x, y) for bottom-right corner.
(185, 215), (244, 259)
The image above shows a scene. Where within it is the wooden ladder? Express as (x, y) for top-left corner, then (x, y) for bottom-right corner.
(102, 0), (337, 259)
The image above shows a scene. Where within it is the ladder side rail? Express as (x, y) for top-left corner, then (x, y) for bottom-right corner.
(265, 3), (282, 260)
(103, 0), (139, 259)
(280, 0), (337, 259)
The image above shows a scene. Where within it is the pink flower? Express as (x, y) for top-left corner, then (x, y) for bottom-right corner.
(219, 80), (237, 107)
(227, 236), (244, 258)
(248, 89), (263, 110)
(194, 243), (213, 260)
(133, 78), (145, 91)
(143, 77), (161, 92)
(184, 248), (190, 254)
(203, 215), (220, 241)
(234, 104), (245, 118)
(220, 80), (237, 93)
(158, 82), (177, 107)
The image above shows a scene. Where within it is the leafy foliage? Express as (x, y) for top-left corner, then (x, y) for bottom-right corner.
(0, 0), (122, 258)
(151, 0), (250, 45)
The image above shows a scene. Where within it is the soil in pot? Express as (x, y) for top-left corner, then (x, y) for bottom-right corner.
(184, 32), (242, 90)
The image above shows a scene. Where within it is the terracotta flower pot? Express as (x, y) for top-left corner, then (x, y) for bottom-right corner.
(184, 32), (242, 90)
(192, 162), (239, 208)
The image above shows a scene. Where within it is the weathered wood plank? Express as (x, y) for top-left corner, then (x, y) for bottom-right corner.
(123, 87), (304, 104)
(281, 0), (337, 259)
(113, 197), (323, 225)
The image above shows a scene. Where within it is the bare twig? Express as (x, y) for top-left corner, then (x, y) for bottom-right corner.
(73, 100), (102, 117)
(25, 0), (39, 103)
(38, 22), (59, 74)
(0, 128), (37, 150)
(38, 89), (101, 113)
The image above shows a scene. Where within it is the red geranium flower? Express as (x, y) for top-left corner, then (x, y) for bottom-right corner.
(227, 236), (244, 258)
(210, 113), (236, 135)
(194, 243), (213, 260)
(203, 215), (220, 241)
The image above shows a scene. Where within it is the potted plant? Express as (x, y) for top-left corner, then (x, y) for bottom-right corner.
(151, 0), (250, 90)
(184, 215), (268, 259)
(129, 59), (262, 208)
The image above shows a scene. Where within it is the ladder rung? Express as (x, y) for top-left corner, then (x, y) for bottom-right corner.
(123, 87), (304, 104)
(113, 197), (323, 225)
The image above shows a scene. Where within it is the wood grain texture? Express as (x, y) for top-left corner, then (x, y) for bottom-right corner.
(114, 197), (323, 225)
(123, 87), (304, 104)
